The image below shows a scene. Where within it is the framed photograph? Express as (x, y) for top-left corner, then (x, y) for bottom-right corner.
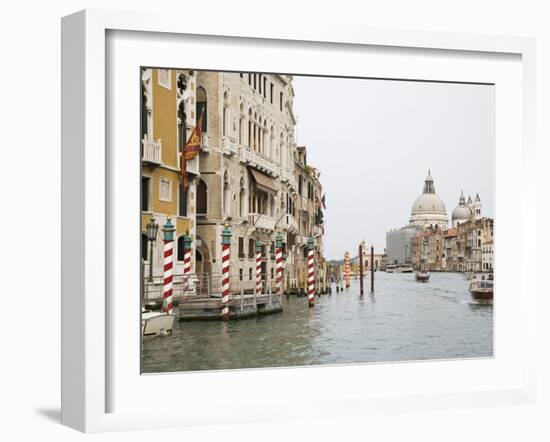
(61, 9), (537, 432)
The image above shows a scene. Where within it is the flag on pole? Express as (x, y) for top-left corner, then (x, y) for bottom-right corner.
(181, 113), (203, 189)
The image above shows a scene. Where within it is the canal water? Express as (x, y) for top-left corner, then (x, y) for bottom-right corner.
(141, 271), (493, 373)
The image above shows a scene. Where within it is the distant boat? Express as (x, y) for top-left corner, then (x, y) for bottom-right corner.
(469, 277), (494, 301)
(386, 264), (396, 273)
(397, 266), (414, 273)
(416, 271), (430, 282)
(142, 308), (175, 337)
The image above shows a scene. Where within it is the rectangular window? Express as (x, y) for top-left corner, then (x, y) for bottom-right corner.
(159, 177), (172, 202)
(270, 83), (274, 104)
(253, 74), (257, 90)
(141, 176), (150, 211)
(280, 92), (283, 111)
(263, 77), (267, 98)
(157, 69), (171, 89)
(178, 185), (187, 217)
(248, 238), (255, 259)
(258, 75), (262, 95)
(249, 268), (253, 281)
(238, 237), (244, 258)
(239, 268), (243, 281)
(196, 101), (207, 132)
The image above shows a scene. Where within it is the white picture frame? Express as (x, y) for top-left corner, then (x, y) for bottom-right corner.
(61, 9), (537, 433)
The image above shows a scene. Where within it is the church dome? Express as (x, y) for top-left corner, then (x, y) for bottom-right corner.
(409, 170), (448, 229)
(451, 191), (472, 225)
(411, 193), (447, 215)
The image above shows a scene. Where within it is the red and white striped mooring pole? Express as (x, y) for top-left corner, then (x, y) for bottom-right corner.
(162, 217), (176, 314)
(256, 241), (263, 295)
(307, 236), (315, 308)
(221, 223), (232, 320)
(275, 232), (284, 298)
(182, 232), (192, 294)
(344, 251), (351, 289)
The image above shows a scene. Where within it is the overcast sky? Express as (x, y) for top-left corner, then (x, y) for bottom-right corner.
(293, 76), (494, 260)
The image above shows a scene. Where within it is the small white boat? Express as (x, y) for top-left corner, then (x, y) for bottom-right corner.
(386, 264), (397, 273)
(142, 309), (175, 337)
(396, 266), (414, 273)
(469, 274), (494, 301)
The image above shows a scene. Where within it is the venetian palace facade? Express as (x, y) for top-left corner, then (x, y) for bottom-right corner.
(141, 69), (326, 299)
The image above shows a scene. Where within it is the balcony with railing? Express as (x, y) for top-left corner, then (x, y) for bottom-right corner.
(142, 137), (162, 165)
(239, 147), (280, 177)
(222, 136), (237, 156)
(249, 213), (276, 231)
(179, 152), (199, 175)
(280, 214), (299, 233)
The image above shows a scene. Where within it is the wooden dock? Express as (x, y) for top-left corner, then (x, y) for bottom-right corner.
(174, 290), (283, 321)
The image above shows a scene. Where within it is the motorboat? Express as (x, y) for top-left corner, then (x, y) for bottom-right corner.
(142, 308), (175, 337)
(469, 278), (494, 301)
(396, 266), (414, 273)
(415, 271), (430, 282)
(386, 264), (396, 273)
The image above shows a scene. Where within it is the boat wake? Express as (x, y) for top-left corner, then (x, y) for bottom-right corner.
(462, 299), (493, 307)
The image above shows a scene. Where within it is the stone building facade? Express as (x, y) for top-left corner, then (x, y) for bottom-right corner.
(482, 240), (494, 272)
(411, 218), (494, 272)
(140, 69), (326, 297)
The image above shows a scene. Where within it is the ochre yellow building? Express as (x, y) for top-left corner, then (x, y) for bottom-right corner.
(141, 68), (199, 293)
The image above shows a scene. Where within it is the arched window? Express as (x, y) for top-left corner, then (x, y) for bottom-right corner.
(239, 104), (244, 145)
(263, 119), (268, 156)
(141, 233), (148, 261)
(141, 82), (148, 141)
(279, 132), (285, 166)
(196, 86), (207, 132)
(177, 101), (187, 152)
(269, 195), (275, 217)
(239, 177), (246, 218)
(222, 91), (229, 137)
(252, 114), (258, 150)
(197, 179), (208, 215)
(177, 235), (186, 261)
(248, 109), (253, 148)
(269, 126), (274, 159)
(223, 171), (231, 215)
(179, 184), (187, 217)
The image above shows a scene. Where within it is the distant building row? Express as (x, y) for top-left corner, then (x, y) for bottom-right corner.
(386, 171), (493, 272)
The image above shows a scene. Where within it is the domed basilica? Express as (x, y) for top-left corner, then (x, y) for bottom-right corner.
(408, 170), (483, 230)
(409, 170), (448, 230)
